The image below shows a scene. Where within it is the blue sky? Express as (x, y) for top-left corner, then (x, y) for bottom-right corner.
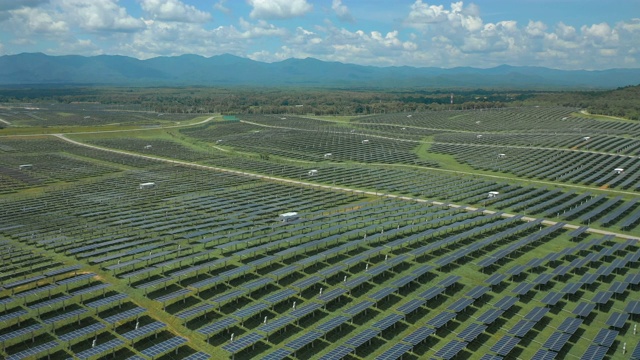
(0, 0), (639, 69)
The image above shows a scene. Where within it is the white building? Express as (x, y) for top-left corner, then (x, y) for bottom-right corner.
(19, 164), (33, 170)
(308, 169), (318, 176)
(615, 168), (624, 174)
(488, 191), (500, 198)
(144, 145), (152, 149)
(139, 182), (156, 190)
(324, 153), (332, 158)
(279, 212), (299, 222)
(497, 153), (506, 158)
(362, 139), (370, 144)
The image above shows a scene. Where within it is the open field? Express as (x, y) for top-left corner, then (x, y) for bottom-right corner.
(2, 106), (640, 360)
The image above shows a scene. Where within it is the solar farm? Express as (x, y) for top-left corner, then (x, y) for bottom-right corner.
(2, 105), (640, 360)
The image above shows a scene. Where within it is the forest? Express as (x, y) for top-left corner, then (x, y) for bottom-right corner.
(0, 84), (638, 119)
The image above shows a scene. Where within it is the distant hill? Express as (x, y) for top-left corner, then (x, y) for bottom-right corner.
(1, 52), (640, 89)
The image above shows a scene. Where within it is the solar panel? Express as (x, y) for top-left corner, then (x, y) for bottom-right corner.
(557, 317), (582, 334)
(140, 336), (188, 357)
(508, 320), (536, 338)
(0, 309), (28, 322)
(176, 303), (215, 320)
(233, 303), (269, 320)
(418, 287), (444, 301)
(457, 323), (487, 342)
(198, 317), (238, 336)
(285, 330), (323, 351)
(290, 302), (322, 319)
(373, 313), (403, 331)
(317, 288), (346, 303)
(56, 273), (95, 285)
(262, 348), (292, 360)
(605, 312), (629, 328)
(438, 275), (461, 288)
(560, 282), (582, 295)
(532, 349), (557, 360)
(477, 308), (504, 325)
(316, 315), (349, 334)
(512, 282), (535, 296)
(581, 344), (608, 360)
(480, 355), (503, 360)
(121, 321), (166, 341)
(579, 273), (599, 285)
(626, 273), (640, 285)
(183, 352), (211, 360)
(58, 322), (105, 341)
(427, 311), (456, 328)
(485, 273), (507, 286)
(43, 308), (87, 324)
(591, 291), (612, 305)
(608, 281), (628, 294)
(375, 342), (412, 360)
(76, 338), (124, 359)
(493, 296), (518, 310)
(345, 328), (378, 348)
(434, 340), (467, 360)
(263, 289), (297, 305)
(402, 326), (434, 345)
(85, 293), (128, 308)
(0, 323), (43, 342)
(625, 301), (640, 314)
(466, 285), (490, 299)
(6, 340), (59, 360)
(540, 292), (563, 306)
(490, 335), (520, 356)
(631, 342), (640, 360)
(572, 302), (595, 317)
(448, 297), (475, 312)
(396, 298), (425, 315)
(317, 345), (352, 360)
(543, 331), (571, 352)
(222, 332), (265, 354)
(593, 328), (618, 348)
(524, 307), (549, 322)
(102, 306), (146, 324)
(344, 300), (374, 316)
(258, 315), (294, 334)
(369, 287), (396, 301)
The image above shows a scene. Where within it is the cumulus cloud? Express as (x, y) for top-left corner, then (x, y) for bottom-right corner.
(119, 17), (286, 59)
(56, 0), (145, 32)
(248, 0), (312, 20)
(7, 6), (68, 34)
(214, 0), (230, 14)
(139, 0), (210, 23)
(405, 1), (482, 32)
(332, 0), (353, 23)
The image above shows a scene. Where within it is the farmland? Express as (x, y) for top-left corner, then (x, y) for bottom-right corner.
(2, 103), (640, 360)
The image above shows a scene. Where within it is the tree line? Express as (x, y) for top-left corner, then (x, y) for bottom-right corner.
(0, 85), (637, 119)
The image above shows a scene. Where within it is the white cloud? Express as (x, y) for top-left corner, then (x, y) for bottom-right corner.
(214, 0), (230, 14)
(238, 17), (287, 38)
(7, 6), (68, 34)
(56, 0), (145, 32)
(139, 0), (210, 23)
(405, 1), (482, 32)
(525, 20), (546, 37)
(332, 0), (353, 23)
(118, 17), (287, 59)
(248, 0), (312, 20)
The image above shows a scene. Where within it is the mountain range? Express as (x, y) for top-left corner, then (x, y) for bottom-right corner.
(1, 52), (639, 89)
